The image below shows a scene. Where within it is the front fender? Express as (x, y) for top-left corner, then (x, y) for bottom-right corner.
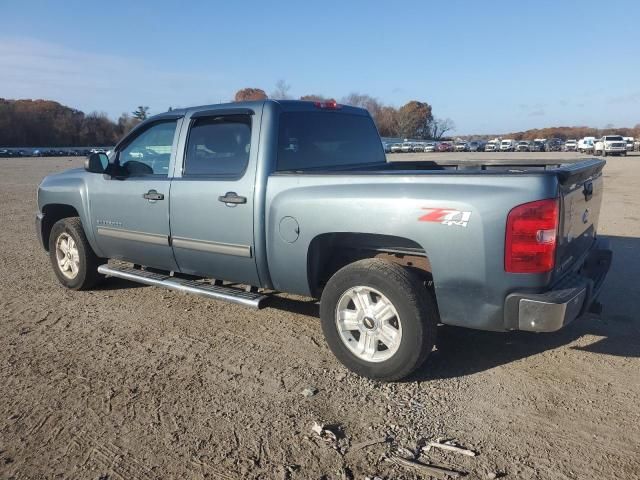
(37, 169), (104, 257)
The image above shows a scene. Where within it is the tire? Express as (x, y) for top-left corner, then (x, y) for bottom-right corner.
(320, 259), (438, 381)
(48, 217), (105, 290)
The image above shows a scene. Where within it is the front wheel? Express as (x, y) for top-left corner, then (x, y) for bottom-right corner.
(48, 217), (105, 290)
(320, 259), (438, 381)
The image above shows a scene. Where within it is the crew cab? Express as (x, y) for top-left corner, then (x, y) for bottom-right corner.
(515, 141), (531, 152)
(36, 99), (612, 381)
(595, 135), (627, 156)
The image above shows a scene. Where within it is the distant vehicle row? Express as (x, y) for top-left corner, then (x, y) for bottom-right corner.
(384, 136), (638, 154)
(0, 148), (109, 158)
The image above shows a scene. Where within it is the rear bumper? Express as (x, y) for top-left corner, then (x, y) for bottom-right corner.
(504, 239), (612, 332)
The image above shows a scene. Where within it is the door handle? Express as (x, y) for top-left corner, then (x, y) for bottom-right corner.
(143, 189), (164, 201)
(218, 192), (247, 206)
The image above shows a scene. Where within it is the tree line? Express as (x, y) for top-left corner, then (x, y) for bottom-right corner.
(0, 99), (148, 147)
(495, 125), (640, 141)
(3, 93), (637, 148)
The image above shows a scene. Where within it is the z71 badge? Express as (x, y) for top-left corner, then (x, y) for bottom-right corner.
(419, 208), (472, 227)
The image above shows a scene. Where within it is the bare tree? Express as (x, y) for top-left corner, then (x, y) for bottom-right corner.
(375, 106), (400, 137)
(341, 93), (382, 118)
(430, 117), (456, 139)
(271, 80), (292, 100)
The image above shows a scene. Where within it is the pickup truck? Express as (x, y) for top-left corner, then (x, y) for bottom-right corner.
(36, 99), (612, 381)
(594, 135), (627, 156)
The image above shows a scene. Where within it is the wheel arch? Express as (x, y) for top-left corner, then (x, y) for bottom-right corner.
(40, 203), (81, 251)
(306, 232), (434, 298)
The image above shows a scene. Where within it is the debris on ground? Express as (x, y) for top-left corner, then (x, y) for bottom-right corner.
(389, 455), (463, 479)
(349, 436), (388, 452)
(301, 386), (318, 397)
(424, 439), (477, 457)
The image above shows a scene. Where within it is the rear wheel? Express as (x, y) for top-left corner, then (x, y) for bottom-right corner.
(320, 259), (437, 381)
(48, 217), (105, 290)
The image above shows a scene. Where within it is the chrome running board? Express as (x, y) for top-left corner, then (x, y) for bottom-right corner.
(98, 264), (267, 309)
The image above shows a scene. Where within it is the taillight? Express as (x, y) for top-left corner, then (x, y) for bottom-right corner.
(314, 100), (341, 110)
(505, 198), (559, 273)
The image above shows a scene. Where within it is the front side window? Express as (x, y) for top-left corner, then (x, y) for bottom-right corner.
(184, 115), (251, 176)
(119, 120), (177, 176)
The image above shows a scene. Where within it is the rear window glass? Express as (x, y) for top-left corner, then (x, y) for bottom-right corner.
(277, 112), (385, 171)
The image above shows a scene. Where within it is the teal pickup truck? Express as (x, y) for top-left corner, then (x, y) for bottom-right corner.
(36, 99), (611, 380)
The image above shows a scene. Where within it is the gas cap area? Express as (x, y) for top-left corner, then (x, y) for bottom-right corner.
(279, 216), (300, 243)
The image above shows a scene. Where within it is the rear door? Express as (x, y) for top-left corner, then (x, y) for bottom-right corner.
(169, 109), (261, 285)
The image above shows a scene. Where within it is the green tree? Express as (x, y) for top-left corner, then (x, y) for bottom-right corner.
(132, 106), (149, 121)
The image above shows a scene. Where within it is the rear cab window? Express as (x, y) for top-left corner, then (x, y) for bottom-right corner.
(276, 110), (385, 171)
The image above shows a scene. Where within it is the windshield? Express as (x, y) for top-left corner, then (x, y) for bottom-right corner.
(277, 112), (385, 171)
(604, 136), (623, 141)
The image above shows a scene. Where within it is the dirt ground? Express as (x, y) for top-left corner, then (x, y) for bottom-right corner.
(0, 154), (638, 479)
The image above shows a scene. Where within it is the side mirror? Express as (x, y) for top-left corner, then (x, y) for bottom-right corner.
(85, 152), (108, 173)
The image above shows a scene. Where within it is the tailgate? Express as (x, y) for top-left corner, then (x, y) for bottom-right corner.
(554, 159), (605, 277)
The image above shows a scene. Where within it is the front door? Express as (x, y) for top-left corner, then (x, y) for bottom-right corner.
(89, 119), (180, 271)
(169, 112), (260, 286)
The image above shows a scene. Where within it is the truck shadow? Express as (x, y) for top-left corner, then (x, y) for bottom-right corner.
(409, 234), (640, 381)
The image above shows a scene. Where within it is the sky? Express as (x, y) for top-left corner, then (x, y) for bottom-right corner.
(1, 0), (639, 134)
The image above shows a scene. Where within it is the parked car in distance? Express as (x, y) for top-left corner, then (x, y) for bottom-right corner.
(401, 142), (413, 153)
(594, 135), (627, 156)
(529, 141), (545, 152)
(578, 137), (596, 154)
(623, 137), (635, 152)
(436, 141), (453, 152)
(547, 139), (564, 152)
(423, 142), (436, 152)
(564, 139), (578, 152)
(467, 140), (485, 152)
(484, 139), (500, 152)
(454, 141), (468, 152)
(500, 139), (516, 152)
(390, 143), (403, 153)
(515, 141), (531, 152)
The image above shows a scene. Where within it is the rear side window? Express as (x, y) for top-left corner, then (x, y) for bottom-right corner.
(277, 112), (385, 171)
(184, 115), (251, 176)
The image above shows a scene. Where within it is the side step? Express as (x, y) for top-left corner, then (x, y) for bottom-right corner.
(98, 264), (268, 308)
